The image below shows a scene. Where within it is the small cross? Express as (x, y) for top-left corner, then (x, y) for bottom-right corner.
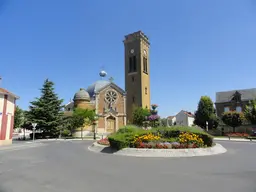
(109, 77), (114, 82)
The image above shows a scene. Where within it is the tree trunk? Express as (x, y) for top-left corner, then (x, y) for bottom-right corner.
(233, 127), (236, 132)
(23, 128), (26, 140)
(81, 127), (83, 140)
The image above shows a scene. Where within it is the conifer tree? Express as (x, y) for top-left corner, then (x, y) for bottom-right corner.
(28, 79), (63, 136)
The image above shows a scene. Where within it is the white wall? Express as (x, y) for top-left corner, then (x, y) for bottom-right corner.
(0, 94), (4, 130)
(6, 96), (15, 139)
(187, 116), (194, 126)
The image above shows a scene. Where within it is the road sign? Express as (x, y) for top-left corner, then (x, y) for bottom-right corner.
(32, 123), (37, 128)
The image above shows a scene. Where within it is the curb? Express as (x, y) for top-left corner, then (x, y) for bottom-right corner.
(88, 142), (227, 158)
(214, 138), (256, 142)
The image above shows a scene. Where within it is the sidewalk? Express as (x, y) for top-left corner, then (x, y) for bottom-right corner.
(214, 137), (256, 142)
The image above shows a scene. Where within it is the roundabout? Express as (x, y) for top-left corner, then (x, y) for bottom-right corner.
(0, 140), (255, 192)
(89, 142), (227, 157)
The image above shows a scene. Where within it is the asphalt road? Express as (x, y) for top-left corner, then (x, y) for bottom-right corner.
(0, 140), (255, 192)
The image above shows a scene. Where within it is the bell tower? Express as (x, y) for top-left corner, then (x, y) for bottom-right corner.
(123, 31), (151, 123)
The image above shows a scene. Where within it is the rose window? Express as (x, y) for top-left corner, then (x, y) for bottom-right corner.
(105, 90), (117, 103)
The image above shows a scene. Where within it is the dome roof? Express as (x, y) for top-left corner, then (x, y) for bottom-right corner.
(73, 88), (90, 101)
(87, 80), (111, 97)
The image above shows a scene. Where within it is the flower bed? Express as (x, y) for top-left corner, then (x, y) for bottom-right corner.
(224, 132), (249, 137)
(108, 125), (213, 150)
(97, 138), (110, 146)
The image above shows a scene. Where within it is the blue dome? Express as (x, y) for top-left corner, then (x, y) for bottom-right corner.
(87, 80), (111, 97)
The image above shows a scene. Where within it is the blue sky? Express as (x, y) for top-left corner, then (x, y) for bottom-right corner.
(1, 0), (256, 117)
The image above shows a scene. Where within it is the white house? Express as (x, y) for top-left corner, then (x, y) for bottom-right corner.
(174, 110), (195, 127)
(0, 88), (19, 146)
(167, 116), (176, 126)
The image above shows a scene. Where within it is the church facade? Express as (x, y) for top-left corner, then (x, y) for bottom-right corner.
(64, 31), (151, 135)
(64, 78), (127, 136)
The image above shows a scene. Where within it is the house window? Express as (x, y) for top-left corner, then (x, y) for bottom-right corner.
(132, 96), (135, 103)
(129, 56), (137, 73)
(145, 87), (147, 95)
(236, 106), (242, 112)
(224, 107), (230, 112)
(68, 108), (71, 111)
(132, 76), (135, 82)
(143, 57), (148, 74)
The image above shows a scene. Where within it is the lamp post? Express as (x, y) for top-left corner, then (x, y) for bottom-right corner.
(206, 121), (208, 132)
(32, 123), (37, 142)
(93, 115), (98, 140)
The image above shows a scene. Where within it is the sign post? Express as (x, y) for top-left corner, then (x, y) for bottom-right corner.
(32, 123), (37, 142)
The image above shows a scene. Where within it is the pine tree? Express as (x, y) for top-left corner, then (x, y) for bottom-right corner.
(28, 79), (63, 136)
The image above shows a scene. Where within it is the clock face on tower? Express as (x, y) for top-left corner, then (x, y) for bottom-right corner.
(130, 49), (134, 54)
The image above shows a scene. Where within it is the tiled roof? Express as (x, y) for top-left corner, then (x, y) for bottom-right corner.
(184, 111), (194, 117)
(216, 88), (256, 103)
(0, 88), (19, 99)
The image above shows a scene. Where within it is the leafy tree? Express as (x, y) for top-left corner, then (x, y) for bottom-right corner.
(160, 118), (168, 127)
(14, 106), (24, 128)
(222, 111), (244, 132)
(132, 107), (150, 127)
(19, 110), (32, 140)
(72, 108), (96, 139)
(244, 99), (256, 125)
(27, 79), (64, 137)
(194, 96), (218, 130)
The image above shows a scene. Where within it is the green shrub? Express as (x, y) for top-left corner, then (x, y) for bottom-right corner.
(108, 133), (132, 150)
(109, 126), (213, 150)
(116, 125), (140, 134)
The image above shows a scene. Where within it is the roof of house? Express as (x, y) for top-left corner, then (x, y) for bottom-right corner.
(215, 88), (256, 103)
(183, 111), (194, 117)
(0, 88), (19, 99)
(167, 116), (176, 119)
(177, 110), (194, 117)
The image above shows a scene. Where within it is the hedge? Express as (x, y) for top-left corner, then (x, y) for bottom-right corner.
(108, 125), (213, 150)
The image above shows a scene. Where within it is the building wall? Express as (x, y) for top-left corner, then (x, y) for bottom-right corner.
(215, 101), (249, 117)
(175, 111), (186, 126)
(0, 94), (16, 146)
(74, 100), (95, 110)
(187, 116), (194, 127)
(97, 85), (126, 132)
(175, 111), (194, 127)
(97, 86), (125, 115)
(124, 31), (151, 122)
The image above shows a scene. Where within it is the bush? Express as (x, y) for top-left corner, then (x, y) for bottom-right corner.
(109, 126), (213, 149)
(116, 125), (140, 134)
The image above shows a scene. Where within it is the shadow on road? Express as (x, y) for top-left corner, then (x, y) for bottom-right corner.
(100, 146), (118, 154)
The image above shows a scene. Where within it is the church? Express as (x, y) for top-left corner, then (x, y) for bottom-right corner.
(64, 31), (151, 136)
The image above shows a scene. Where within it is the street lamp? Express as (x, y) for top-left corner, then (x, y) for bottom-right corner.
(93, 115), (98, 140)
(32, 123), (37, 142)
(206, 121), (208, 132)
